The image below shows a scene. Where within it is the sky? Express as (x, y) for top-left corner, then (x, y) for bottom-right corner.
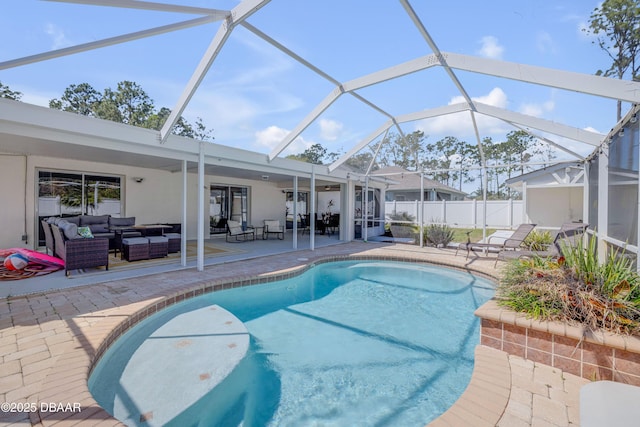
(0, 0), (625, 168)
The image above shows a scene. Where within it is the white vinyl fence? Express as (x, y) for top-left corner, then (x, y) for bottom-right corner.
(385, 199), (524, 229)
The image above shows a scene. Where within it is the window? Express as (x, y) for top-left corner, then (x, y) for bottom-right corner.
(37, 170), (122, 245)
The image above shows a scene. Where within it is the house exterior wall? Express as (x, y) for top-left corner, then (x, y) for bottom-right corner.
(0, 154), (28, 249)
(0, 153), (288, 249)
(526, 187), (584, 227)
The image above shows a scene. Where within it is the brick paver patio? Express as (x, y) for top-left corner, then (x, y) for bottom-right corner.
(0, 242), (587, 426)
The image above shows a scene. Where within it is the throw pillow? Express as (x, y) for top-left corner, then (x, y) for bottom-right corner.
(78, 226), (94, 238)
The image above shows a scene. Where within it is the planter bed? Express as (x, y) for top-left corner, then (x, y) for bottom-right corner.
(476, 299), (640, 385)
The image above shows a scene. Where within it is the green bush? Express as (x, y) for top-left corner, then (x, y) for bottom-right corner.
(523, 230), (553, 251)
(424, 223), (455, 247)
(387, 212), (417, 239)
(497, 236), (640, 334)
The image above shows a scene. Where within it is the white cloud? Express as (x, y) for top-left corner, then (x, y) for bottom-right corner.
(416, 87), (510, 138)
(519, 101), (553, 118)
(254, 125), (313, 155)
(476, 36), (504, 59)
(318, 118), (344, 141)
(44, 23), (71, 50)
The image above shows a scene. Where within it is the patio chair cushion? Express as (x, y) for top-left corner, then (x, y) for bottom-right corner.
(57, 220), (81, 240)
(227, 220), (245, 235)
(80, 215), (111, 233)
(264, 220), (283, 232)
(109, 216), (136, 227)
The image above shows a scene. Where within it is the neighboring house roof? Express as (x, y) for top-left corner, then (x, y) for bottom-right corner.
(371, 166), (467, 195)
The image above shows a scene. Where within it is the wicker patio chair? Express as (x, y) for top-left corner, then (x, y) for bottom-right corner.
(41, 219), (55, 255)
(51, 222), (109, 276)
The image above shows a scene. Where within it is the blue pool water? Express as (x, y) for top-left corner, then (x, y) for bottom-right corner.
(89, 260), (494, 426)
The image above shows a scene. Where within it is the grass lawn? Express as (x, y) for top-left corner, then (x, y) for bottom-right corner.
(451, 228), (497, 243)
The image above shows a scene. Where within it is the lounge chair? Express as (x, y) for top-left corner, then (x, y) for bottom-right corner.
(497, 222), (588, 265)
(226, 220), (255, 242)
(455, 223), (537, 259)
(263, 220), (284, 240)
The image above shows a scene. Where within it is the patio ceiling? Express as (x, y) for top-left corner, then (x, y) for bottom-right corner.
(4, 1), (640, 177)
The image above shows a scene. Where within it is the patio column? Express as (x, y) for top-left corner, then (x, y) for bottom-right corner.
(293, 176), (298, 249)
(482, 166), (488, 242)
(310, 167), (315, 250)
(364, 176), (369, 242)
(597, 143), (609, 263)
(419, 173), (424, 247)
(346, 176), (354, 241)
(181, 160), (187, 266)
(197, 141), (205, 271)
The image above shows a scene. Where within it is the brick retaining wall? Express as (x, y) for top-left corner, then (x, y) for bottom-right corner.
(476, 299), (640, 385)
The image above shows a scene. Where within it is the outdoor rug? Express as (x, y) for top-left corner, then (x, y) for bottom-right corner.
(106, 241), (244, 272)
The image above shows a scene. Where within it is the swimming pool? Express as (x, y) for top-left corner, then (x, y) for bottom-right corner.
(89, 260), (495, 426)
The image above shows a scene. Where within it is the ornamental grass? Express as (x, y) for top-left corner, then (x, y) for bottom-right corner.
(497, 236), (640, 335)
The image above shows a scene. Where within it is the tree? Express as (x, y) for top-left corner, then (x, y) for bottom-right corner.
(0, 81), (22, 100)
(98, 81), (154, 126)
(378, 130), (427, 170)
(49, 83), (100, 116)
(286, 143), (328, 164)
(584, 0), (640, 120)
(49, 80), (215, 141)
(344, 151), (377, 173)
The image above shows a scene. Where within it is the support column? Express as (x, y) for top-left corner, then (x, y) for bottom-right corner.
(310, 168), (315, 250)
(197, 142), (205, 271)
(598, 144), (609, 263)
(482, 167), (488, 241)
(419, 173), (424, 247)
(181, 160), (187, 267)
(364, 177), (369, 242)
(293, 176), (298, 249)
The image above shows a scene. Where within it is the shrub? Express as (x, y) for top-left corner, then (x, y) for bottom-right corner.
(497, 236), (640, 335)
(424, 223), (455, 247)
(387, 212), (417, 240)
(523, 230), (553, 251)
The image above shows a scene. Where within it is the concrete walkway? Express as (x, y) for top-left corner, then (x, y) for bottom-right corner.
(0, 242), (587, 426)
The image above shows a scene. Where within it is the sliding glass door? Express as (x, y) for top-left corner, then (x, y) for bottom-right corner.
(37, 170), (122, 245)
(210, 185), (250, 233)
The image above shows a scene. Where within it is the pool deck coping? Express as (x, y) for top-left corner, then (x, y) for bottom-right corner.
(0, 242), (587, 426)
